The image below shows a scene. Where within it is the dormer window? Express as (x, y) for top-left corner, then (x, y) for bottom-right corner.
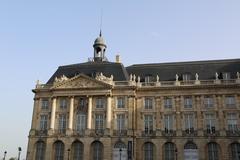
(145, 75), (154, 83)
(223, 72), (231, 80)
(183, 74), (191, 81)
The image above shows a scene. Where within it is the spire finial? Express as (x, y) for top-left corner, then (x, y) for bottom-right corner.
(99, 8), (103, 37)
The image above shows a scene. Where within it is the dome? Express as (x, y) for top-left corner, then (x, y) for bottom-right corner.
(94, 36), (106, 46)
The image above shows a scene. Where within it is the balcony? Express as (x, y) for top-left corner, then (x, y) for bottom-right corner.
(73, 130), (85, 136)
(35, 130), (48, 136)
(226, 130), (240, 136)
(204, 128), (220, 137)
(182, 128), (197, 137)
(162, 129), (176, 137)
(95, 129), (104, 136)
(142, 130), (156, 137)
(113, 130), (128, 136)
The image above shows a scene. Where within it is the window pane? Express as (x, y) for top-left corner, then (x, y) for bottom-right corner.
(92, 142), (103, 160)
(208, 143), (219, 160)
(58, 114), (66, 133)
(76, 113), (86, 131)
(164, 143), (175, 160)
(96, 98), (105, 108)
(36, 141), (45, 160)
(144, 115), (153, 134)
(60, 98), (67, 109)
(117, 97), (125, 108)
(73, 142), (83, 160)
(40, 115), (48, 130)
(184, 97), (192, 108)
(204, 97), (214, 108)
(225, 96), (236, 107)
(164, 98), (172, 108)
(231, 143), (240, 160)
(41, 99), (49, 110)
(117, 114), (125, 131)
(144, 142), (154, 160)
(145, 98), (153, 109)
(95, 114), (104, 132)
(55, 141), (64, 160)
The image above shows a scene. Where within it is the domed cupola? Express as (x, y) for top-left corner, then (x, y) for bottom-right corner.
(93, 31), (107, 62)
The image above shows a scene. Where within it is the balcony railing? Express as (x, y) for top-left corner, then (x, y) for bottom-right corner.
(226, 130), (240, 136)
(36, 78), (240, 89)
(162, 129), (176, 137)
(182, 129), (198, 136)
(204, 129), (220, 137)
(142, 130), (156, 137)
(73, 130), (85, 136)
(113, 130), (128, 136)
(35, 130), (48, 136)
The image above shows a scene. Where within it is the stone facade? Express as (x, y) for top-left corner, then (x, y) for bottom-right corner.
(27, 72), (240, 160)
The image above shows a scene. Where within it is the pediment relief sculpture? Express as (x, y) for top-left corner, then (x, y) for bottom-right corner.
(52, 74), (112, 89)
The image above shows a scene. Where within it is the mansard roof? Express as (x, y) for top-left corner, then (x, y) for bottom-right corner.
(126, 58), (240, 81)
(47, 58), (240, 84)
(47, 61), (129, 84)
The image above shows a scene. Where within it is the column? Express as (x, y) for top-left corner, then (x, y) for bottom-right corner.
(31, 98), (39, 130)
(106, 96), (112, 129)
(50, 97), (56, 130)
(68, 97), (74, 130)
(87, 97), (92, 129)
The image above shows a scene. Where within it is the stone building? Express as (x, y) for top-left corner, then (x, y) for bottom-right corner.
(27, 33), (240, 160)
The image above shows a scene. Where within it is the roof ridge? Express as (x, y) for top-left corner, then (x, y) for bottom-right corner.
(127, 58), (240, 68)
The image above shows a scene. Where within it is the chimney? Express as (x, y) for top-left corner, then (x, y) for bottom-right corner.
(116, 54), (121, 63)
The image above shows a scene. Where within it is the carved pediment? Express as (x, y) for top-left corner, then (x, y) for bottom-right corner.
(52, 74), (112, 89)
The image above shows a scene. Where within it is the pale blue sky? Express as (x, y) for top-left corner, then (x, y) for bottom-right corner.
(0, 0), (240, 158)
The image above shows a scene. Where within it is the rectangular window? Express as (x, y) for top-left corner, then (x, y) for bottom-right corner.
(184, 114), (194, 132)
(144, 97), (153, 109)
(76, 113), (86, 131)
(164, 97), (172, 108)
(59, 98), (67, 109)
(117, 97), (125, 108)
(41, 99), (49, 110)
(205, 113), (216, 134)
(40, 115), (48, 130)
(184, 97), (193, 108)
(227, 113), (238, 132)
(164, 115), (173, 132)
(58, 114), (67, 133)
(225, 96), (236, 107)
(117, 114), (125, 131)
(96, 98), (105, 108)
(204, 96), (214, 108)
(144, 115), (153, 134)
(95, 114), (104, 132)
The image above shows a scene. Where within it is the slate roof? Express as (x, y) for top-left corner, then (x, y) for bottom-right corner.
(126, 59), (240, 81)
(47, 58), (240, 84)
(47, 61), (129, 84)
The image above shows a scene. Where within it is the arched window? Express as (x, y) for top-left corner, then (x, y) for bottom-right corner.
(35, 141), (46, 160)
(184, 141), (198, 149)
(91, 141), (103, 160)
(72, 141), (84, 160)
(207, 142), (219, 160)
(230, 143), (240, 160)
(164, 142), (175, 160)
(144, 142), (154, 160)
(54, 141), (64, 160)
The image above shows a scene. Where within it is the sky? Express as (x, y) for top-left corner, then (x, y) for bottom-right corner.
(0, 0), (240, 159)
